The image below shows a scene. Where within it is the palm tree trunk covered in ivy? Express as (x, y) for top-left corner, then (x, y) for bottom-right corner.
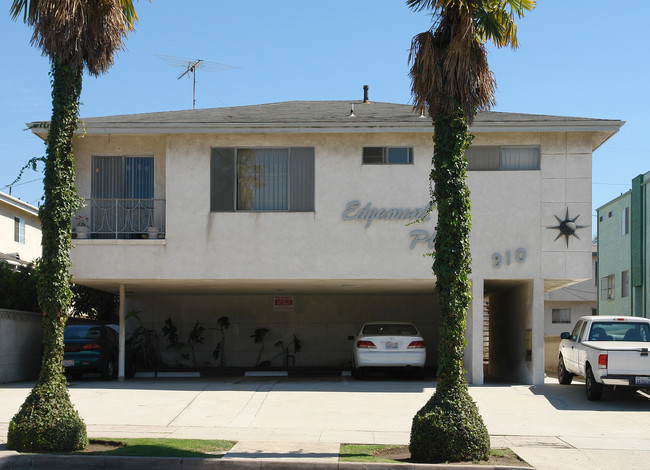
(406, 0), (534, 463)
(430, 110), (473, 394)
(8, 0), (139, 452)
(7, 59), (87, 452)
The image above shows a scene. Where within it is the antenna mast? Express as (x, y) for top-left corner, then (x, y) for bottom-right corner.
(177, 59), (202, 109)
(157, 55), (241, 109)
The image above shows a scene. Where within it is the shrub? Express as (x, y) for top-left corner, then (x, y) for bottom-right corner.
(7, 379), (87, 452)
(0, 262), (40, 312)
(409, 386), (490, 463)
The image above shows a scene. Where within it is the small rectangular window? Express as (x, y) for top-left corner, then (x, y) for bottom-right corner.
(622, 206), (629, 235)
(500, 146), (540, 170)
(552, 308), (571, 324)
(466, 145), (540, 171)
(362, 147), (413, 165)
(601, 275), (615, 300)
(608, 210), (614, 218)
(622, 270), (630, 298)
(14, 217), (25, 244)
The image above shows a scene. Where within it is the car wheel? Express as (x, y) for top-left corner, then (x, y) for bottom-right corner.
(102, 357), (115, 380)
(558, 356), (573, 385)
(585, 366), (603, 401)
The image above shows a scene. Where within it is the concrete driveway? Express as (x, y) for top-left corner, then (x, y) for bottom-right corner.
(2, 375), (650, 469)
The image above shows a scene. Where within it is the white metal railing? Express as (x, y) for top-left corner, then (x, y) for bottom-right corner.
(73, 199), (165, 239)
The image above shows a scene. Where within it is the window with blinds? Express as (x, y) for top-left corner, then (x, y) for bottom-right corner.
(90, 156), (155, 236)
(466, 146), (540, 171)
(362, 147), (413, 164)
(211, 147), (315, 212)
(92, 156), (154, 199)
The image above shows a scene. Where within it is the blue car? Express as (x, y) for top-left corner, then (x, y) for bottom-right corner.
(63, 324), (132, 379)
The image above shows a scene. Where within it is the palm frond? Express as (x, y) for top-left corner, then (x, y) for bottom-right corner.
(11, 0), (141, 76)
(409, 7), (495, 122)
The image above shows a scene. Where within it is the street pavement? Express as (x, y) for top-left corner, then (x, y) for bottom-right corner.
(2, 374), (650, 469)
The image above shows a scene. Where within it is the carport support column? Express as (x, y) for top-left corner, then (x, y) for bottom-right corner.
(465, 278), (484, 384)
(532, 278), (544, 385)
(118, 284), (125, 381)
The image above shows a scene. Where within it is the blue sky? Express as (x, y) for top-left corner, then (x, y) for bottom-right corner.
(1, 1), (648, 238)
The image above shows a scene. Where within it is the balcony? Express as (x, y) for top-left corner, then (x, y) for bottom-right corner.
(73, 198), (166, 239)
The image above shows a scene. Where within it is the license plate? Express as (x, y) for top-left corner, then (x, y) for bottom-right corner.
(635, 377), (650, 385)
(385, 342), (398, 350)
(62, 360), (74, 368)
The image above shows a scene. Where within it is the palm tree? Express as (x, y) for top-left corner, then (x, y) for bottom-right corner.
(7, 0), (139, 452)
(406, 0), (534, 463)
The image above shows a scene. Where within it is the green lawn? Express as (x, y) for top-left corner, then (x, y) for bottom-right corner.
(77, 438), (235, 458)
(339, 444), (527, 466)
(339, 444), (406, 463)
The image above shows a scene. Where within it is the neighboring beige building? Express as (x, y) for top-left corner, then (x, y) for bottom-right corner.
(544, 244), (597, 337)
(0, 192), (41, 383)
(29, 98), (623, 385)
(0, 191), (41, 266)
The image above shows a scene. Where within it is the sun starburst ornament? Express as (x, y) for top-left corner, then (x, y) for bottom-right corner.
(548, 208), (588, 247)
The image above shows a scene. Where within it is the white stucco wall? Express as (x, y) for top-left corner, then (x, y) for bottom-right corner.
(65, 127), (596, 384)
(69, 130), (593, 285)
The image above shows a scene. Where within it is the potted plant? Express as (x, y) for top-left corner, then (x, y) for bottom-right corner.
(74, 215), (89, 239)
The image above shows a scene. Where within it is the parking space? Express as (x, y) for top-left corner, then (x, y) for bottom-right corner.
(3, 376), (650, 468)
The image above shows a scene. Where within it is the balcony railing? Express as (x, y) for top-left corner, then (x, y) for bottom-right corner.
(73, 198), (166, 239)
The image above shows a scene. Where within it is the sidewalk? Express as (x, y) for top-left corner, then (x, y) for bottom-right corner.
(2, 375), (650, 469)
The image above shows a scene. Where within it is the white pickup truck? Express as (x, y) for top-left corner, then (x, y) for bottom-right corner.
(558, 315), (650, 401)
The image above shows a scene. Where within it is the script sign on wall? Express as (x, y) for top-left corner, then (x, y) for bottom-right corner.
(341, 200), (435, 249)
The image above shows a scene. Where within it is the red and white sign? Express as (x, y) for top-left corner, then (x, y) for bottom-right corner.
(274, 296), (294, 311)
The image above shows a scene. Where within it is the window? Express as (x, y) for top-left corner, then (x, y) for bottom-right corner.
(608, 210), (614, 218)
(622, 270), (630, 298)
(601, 275), (615, 300)
(622, 206), (629, 235)
(211, 147), (314, 212)
(570, 320), (584, 342)
(466, 146), (540, 171)
(552, 308), (571, 324)
(362, 147), (413, 165)
(14, 217), (25, 244)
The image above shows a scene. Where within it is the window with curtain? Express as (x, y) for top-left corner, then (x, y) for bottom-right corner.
(601, 275), (615, 300)
(466, 146), (540, 171)
(211, 147), (315, 212)
(622, 270), (630, 298)
(622, 206), (629, 235)
(14, 217), (25, 244)
(552, 308), (571, 324)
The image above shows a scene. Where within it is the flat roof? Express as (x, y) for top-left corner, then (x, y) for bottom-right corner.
(0, 191), (39, 218)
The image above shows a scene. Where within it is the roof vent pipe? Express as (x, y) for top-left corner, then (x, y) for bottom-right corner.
(363, 85), (369, 103)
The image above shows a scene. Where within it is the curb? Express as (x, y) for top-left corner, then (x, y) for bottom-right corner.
(0, 453), (533, 470)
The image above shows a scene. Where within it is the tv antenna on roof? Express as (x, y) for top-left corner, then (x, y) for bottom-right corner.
(156, 54), (241, 109)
